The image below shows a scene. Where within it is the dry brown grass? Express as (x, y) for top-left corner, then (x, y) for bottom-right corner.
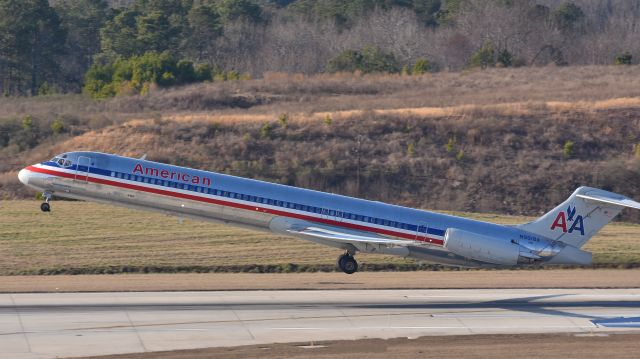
(1, 201), (639, 276)
(2, 65), (640, 124)
(159, 96), (640, 126)
(2, 65), (640, 217)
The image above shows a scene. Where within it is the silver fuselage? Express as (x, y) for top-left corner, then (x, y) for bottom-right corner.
(18, 151), (576, 267)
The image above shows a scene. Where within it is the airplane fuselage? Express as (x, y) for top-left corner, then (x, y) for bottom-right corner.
(18, 151), (597, 270)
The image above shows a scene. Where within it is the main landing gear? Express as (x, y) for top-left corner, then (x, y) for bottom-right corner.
(337, 252), (358, 274)
(40, 192), (51, 212)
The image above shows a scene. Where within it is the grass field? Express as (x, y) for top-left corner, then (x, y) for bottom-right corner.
(1, 200), (639, 275)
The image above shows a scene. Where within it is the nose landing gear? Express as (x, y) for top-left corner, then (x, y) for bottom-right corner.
(40, 192), (52, 212)
(337, 252), (358, 274)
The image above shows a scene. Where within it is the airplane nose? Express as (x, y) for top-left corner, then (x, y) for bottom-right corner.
(18, 168), (29, 185)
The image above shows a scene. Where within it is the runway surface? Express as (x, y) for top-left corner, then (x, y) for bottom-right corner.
(2, 289), (640, 359)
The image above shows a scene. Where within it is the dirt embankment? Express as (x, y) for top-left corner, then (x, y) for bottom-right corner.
(2, 270), (640, 293)
(83, 333), (640, 359)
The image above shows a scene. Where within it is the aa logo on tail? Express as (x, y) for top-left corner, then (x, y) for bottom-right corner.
(550, 206), (585, 235)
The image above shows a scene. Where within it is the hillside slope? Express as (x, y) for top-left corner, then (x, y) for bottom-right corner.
(3, 103), (639, 220)
(1, 67), (639, 220)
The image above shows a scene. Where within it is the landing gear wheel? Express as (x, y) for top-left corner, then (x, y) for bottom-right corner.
(337, 253), (358, 274)
(40, 192), (52, 212)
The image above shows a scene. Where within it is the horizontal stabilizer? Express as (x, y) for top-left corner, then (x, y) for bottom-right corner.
(287, 226), (414, 246)
(576, 193), (640, 210)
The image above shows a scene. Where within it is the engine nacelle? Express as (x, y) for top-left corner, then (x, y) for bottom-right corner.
(444, 228), (528, 266)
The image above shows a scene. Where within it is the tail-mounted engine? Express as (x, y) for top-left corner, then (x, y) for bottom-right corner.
(443, 228), (591, 266)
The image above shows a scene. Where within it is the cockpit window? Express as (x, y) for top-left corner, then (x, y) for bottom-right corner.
(50, 154), (73, 167)
(49, 153), (72, 166)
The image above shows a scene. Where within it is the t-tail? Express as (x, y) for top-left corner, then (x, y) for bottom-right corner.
(518, 186), (640, 248)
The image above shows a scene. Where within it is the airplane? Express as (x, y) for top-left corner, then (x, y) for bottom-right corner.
(17, 151), (640, 274)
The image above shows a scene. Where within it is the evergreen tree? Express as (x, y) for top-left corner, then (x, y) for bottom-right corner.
(100, 9), (142, 57)
(0, 0), (67, 95)
(54, 0), (110, 91)
(184, 4), (222, 61)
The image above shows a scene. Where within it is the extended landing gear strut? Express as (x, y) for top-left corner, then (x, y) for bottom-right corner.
(337, 252), (358, 274)
(40, 192), (51, 212)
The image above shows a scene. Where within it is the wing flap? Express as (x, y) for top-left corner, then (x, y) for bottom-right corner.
(286, 226), (414, 246)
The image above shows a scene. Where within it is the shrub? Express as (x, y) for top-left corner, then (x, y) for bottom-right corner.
(260, 123), (271, 139)
(226, 70), (240, 81)
(563, 140), (574, 158)
(360, 46), (399, 73)
(445, 136), (456, 152)
(326, 47), (399, 74)
(326, 50), (362, 73)
(83, 52), (240, 98)
(37, 82), (57, 96)
(50, 118), (64, 135)
(401, 64), (410, 76)
(194, 63), (213, 81)
(278, 113), (288, 127)
(22, 115), (33, 131)
(497, 49), (513, 67)
(176, 59), (196, 83)
(412, 58), (433, 74)
(615, 52), (633, 65)
(467, 42), (495, 69)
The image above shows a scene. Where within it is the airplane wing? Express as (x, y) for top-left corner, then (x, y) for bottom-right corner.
(286, 225), (415, 247)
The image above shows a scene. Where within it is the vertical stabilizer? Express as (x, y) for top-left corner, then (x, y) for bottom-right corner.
(517, 187), (639, 248)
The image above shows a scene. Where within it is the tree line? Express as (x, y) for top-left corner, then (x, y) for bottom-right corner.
(1, 0), (639, 96)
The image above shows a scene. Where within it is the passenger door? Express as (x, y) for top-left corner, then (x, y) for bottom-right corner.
(416, 222), (429, 242)
(75, 156), (92, 183)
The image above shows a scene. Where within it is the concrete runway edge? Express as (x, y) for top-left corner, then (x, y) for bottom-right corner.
(2, 289), (640, 358)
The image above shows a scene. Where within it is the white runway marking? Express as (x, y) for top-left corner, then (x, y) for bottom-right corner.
(1, 288), (639, 359)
